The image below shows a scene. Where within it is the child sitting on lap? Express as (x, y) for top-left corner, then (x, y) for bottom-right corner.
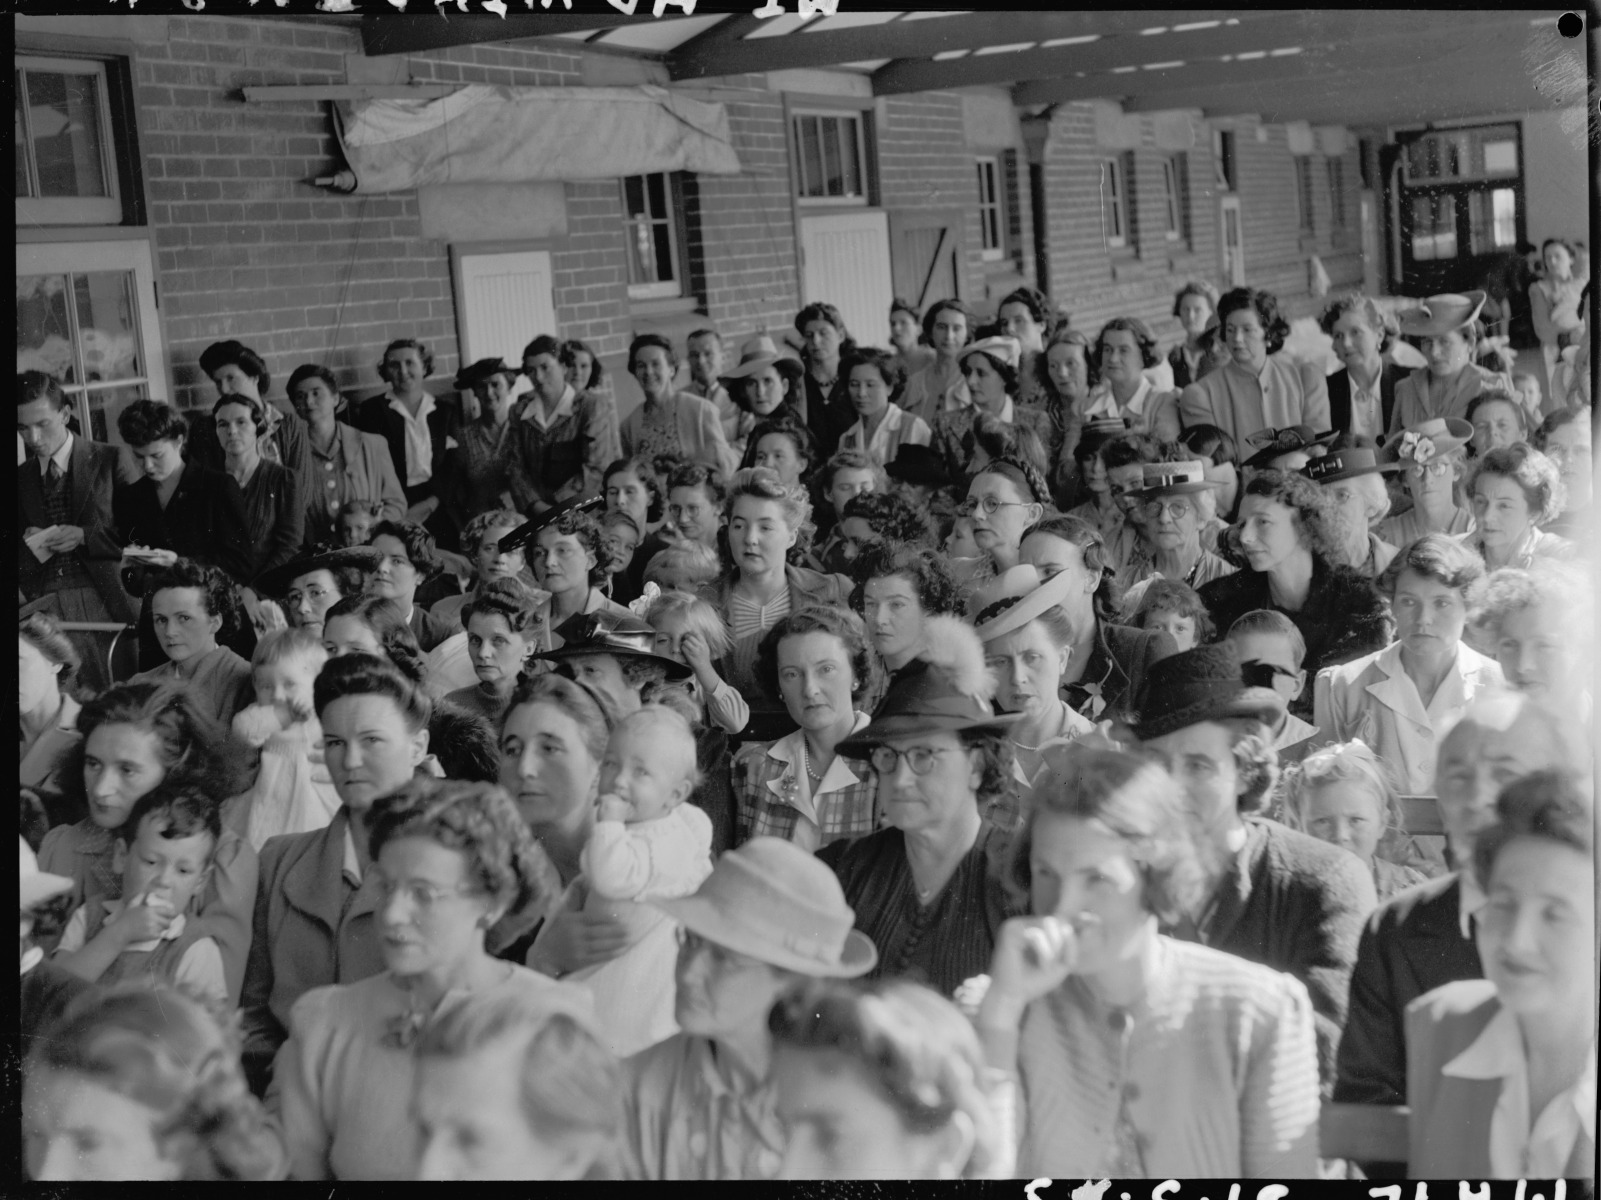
(54, 783), (229, 1008)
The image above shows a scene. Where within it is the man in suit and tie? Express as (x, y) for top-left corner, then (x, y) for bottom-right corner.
(17, 371), (134, 624)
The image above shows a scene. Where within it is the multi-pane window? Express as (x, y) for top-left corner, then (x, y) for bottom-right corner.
(621, 173), (682, 301)
(1327, 158), (1348, 231)
(1161, 153), (1189, 244)
(1100, 157), (1128, 250)
(1404, 124), (1519, 184)
(976, 157), (1004, 260)
(1295, 157), (1316, 234)
(1468, 188), (1519, 256)
(792, 111), (868, 204)
(15, 55), (123, 226)
(1410, 194), (1458, 261)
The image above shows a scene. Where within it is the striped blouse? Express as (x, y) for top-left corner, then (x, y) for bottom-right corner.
(1015, 936), (1321, 1179)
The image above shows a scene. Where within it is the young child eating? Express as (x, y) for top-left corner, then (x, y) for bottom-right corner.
(54, 783), (229, 1008)
(227, 629), (340, 851)
(1281, 740), (1430, 903)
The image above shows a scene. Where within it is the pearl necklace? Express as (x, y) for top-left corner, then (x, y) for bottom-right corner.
(801, 739), (824, 786)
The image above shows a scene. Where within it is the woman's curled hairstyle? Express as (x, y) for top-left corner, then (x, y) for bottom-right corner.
(755, 605), (879, 708)
(20, 611), (85, 700)
(1217, 287), (1292, 356)
(313, 651), (432, 732)
(1240, 469), (1344, 563)
(769, 978), (1008, 1179)
(849, 540), (964, 618)
(367, 776), (560, 923)
(145, 558), (246, 639)
(28, 981), (284, 1180)
(321, 596), (428, 685)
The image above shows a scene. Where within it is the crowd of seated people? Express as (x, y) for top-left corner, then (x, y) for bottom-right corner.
(17, 272), (1594, 1182)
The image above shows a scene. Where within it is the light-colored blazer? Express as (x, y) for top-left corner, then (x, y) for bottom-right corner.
(1312, 640), (1504, 793)
(1179, 355), (1331, 445)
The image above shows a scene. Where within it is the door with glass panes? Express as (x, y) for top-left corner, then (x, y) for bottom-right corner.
(1392, 122), (1526, 299)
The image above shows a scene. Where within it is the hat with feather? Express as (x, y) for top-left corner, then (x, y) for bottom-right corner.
(838, 615), (1018, 753)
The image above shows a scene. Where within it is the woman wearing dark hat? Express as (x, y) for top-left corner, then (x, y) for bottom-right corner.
(884, 443), (956, 527)
(619, 837), (877, 1180)
(1198, 469), (1391, 719)
(1240, 423), (1339, 475)
(974, 741), (1321, 1177)
(513, 335), (620, 511)
(931, 336), (1053, 485)
(901, 298), (974, 427)
(1375, 418), (1477, 545)
(193, 339), (314, 486)
(718, 334), (806, 462)
(449, 357), (522, 525)
(1301, 439), (1401, 578)
(1389, 291), (1509, 434)
(287, 364), (406, 547)
(1126, 642), (1378, 1084)
(254, 543), (379, 641)
(819, 620), (1025, 997)
(971, 566), (1096, 781)
(532, 607), (692, 720)
(1178, 287), (1331, 448)
(1114, 460), (1239, 595)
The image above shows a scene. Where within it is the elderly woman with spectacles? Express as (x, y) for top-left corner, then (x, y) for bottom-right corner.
(818, 620), (1025, 998)
(1112, 460), (1239, 596)
(267, 776), (573, 1180)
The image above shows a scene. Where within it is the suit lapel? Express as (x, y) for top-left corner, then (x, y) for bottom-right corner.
(68, 438), (94, 520)
(1363, 646), (1430, 730)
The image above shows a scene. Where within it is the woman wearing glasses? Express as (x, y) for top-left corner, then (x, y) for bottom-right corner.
(818, 618), (1025, 998)
(266, 775), (578, 1180)
(1111, 460), (1238, 596)
(1375, 418), (1477, 547)
(950, 457), (1052, 587)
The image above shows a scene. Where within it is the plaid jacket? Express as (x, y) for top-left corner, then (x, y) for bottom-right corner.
(731, 716), (876, 850)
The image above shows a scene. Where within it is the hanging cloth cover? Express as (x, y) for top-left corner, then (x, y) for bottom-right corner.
(332, 84), (742, 193)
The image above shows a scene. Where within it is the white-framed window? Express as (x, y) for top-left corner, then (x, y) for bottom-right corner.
(1100, 156), (1128, 250)
(1295, 157), (1316, 235)
(17, 239), (168, 444)
(975, 156), (1004, 261)
(15, 54), (124, 227)
(792, 110), (869, 206)
(621, 172), (684, 301)
(1161, 153), (1188, 243)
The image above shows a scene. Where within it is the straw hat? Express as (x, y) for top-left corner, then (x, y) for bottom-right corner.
(20, 836), (74, 910)
(1301, 447), (1400, 485)
(1381, 417), (1473, 465)
(1396, 291), (1487, 339)
(970, 564), (1079, 643)
(1130, 459), (1222, 501)
(654, 837), (878, 978)
(719, 334), (805, 387)
(1127, 643), (1285, 742)
(958, 335), (1022, 372)
(1242, 425), (1339, 469)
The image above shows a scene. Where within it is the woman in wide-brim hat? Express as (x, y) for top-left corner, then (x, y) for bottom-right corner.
(254, 544), (380, 639)
(816, 619), (1025, 999)
(719, 335), (807, 461)
(1300, 444), (1403, 579)
(971, 565), (1096, 781)
(1389, 290), (1510, 435)
(1116, 460), (1238, 595)
(1376, 417), (1478, 545)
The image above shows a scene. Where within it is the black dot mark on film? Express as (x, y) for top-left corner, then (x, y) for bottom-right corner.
(1558, 11), (1582, 37)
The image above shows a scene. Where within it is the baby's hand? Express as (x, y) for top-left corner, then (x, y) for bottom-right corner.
(596, 793), (631, 823)
(232, 703), (283, 748)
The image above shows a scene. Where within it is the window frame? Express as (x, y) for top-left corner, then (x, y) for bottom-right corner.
(975, 155), (1005, 262)
(1161, 153), (1189, 245)
(1100, 155), (1129, 251)
(620, 171), (687, 303)
(790, 109), (872, 208)
(15, 53), (124, 227)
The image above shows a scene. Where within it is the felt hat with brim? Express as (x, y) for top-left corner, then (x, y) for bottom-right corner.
(719, 334), (805, 387)
(497, 495), (605, 555)
(970, 565), (1080, 643)
(1127, 642), (1285, 742)
(1397, 291), (1487, 338)
(1242, 425), (1340, 468)
(654, 836), (877, 978)
(21, 836), (74, 910)
(884, 443), (953, 488)
(532, 609), (692, 681)
(1131, 459), (1222, 500)
(838, 660), (1018, 753)
(1382, 417), (1473, 464)
(454, 356), (519, 392)
(958, 335), (1022, 372)
(254, 544), (382, 598)
(1301, 447), (1400, 485)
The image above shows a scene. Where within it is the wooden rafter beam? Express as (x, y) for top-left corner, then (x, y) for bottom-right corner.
(360, 12), (702, 58)
(666, 10), (1285, 83)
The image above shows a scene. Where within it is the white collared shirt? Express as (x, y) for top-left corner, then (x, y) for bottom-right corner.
(764, 714), (872, 852)
(56, 899), (227, 1006)
(1442, 1003), (1597, 1178)
(1348, 372), (1383, 440)
(46, 430), (74, 479)
(839, 403), (932, 467)
(388, 392), (437, 486)
(1085, 376), (1154, 424)
(522, 383), (576, 432)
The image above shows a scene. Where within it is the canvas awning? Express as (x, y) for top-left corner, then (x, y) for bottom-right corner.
(332, 84), (742, 193)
